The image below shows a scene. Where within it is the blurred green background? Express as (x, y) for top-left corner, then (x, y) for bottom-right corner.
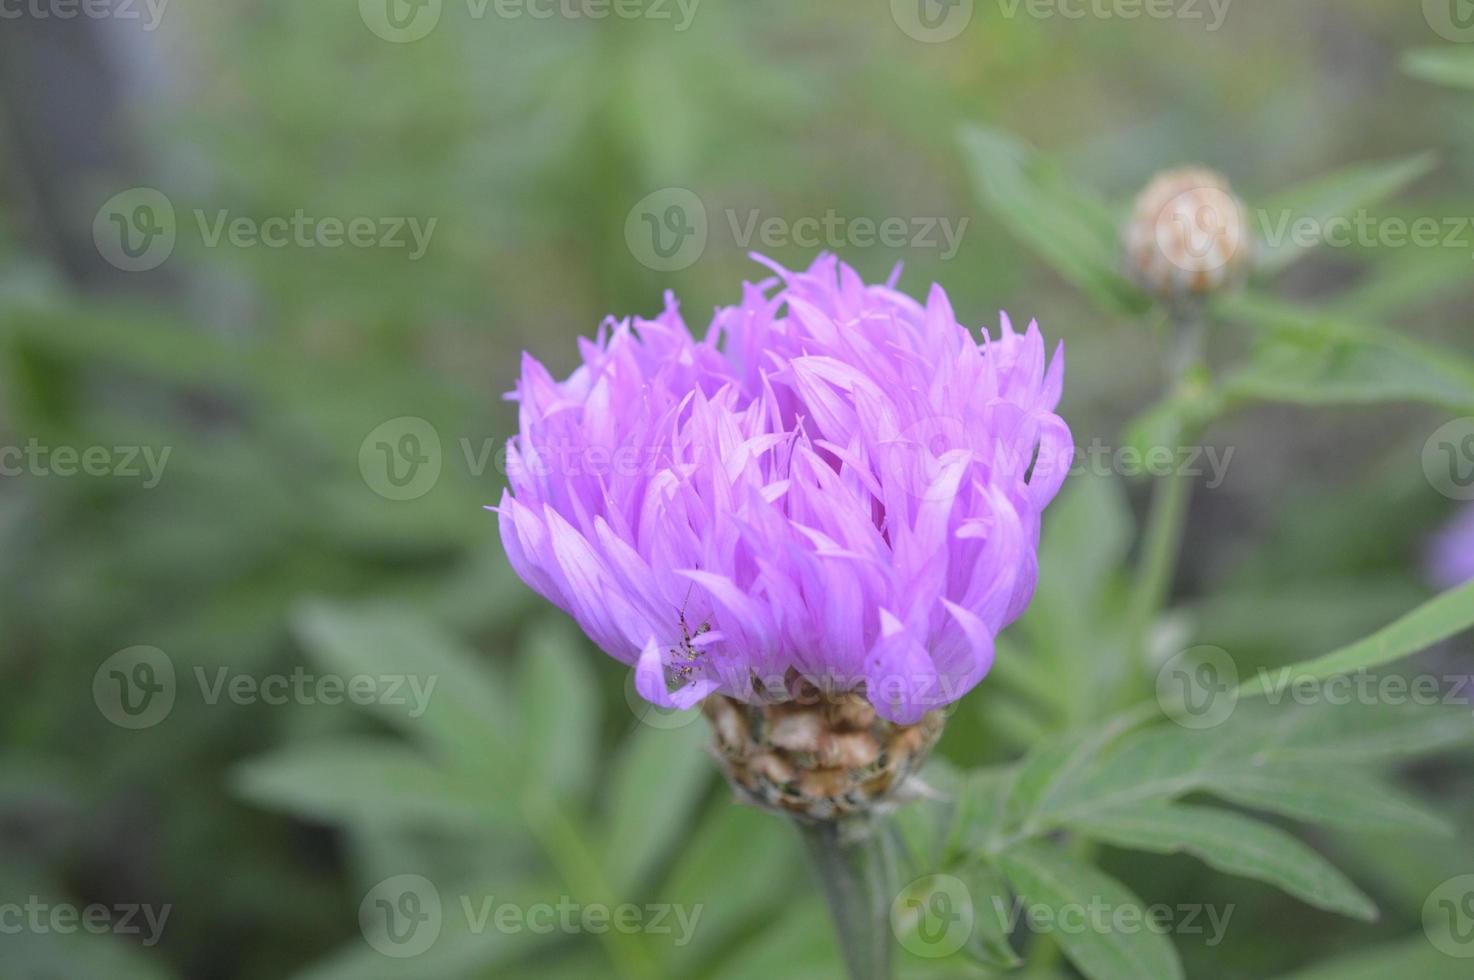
(1, 1), (1473, 978)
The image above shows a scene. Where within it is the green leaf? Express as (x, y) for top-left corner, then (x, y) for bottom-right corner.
(1069, 802), (1377, 920)
(1404, 47), (1474, 90)
(1240, 578), (1474, 698)
(958, 124), (1148, 316)
(1222, 343), (1474, 413)
(662, 803), (803, 976)
(1275, 934), (1473, 980)
(292, 601), (512, 775)
(1205, 765), (1453, 838)
(518, 620), (599, 802)
(958, 859), (1024, 970)
(1020, 699), (1471, 830)
(997, 842), (1183, 980)
(602, 722), (713, 892)
(706, 900), (838, 980)
(291, 877), (558, 980)
(232, 738), (510, 830)
(1255, 154), (1438, 273)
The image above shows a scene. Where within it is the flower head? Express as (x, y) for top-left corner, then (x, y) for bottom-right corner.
(495, 254), (1071, 724)
(1123, 167), (1253, 300)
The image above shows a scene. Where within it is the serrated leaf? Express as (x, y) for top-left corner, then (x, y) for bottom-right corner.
(1256, 154), (1437, 273)
(232, 738), (510, 830)
(1404, 47), (1474, 90)
(1069, 802), (1377, 920)
(1205, 765), (1453, 838)
(958, 124), (1148, 317)
(518, 620), (599, 802)
(997, 842), (1183, 980)
(602, 722), (712, 892)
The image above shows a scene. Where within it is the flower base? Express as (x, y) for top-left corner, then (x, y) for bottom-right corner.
(701, 686), (944, 821)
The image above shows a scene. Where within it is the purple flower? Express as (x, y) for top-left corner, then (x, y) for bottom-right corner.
(1427, 505), (1474, 591)
(494, 254), (1072, 724)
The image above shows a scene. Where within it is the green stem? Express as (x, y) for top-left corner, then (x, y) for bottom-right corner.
(522, 794), (661, 980)
(1125, 458), (1194, 670)
(1124, 310), (1207, 679)
(795, 814), (895, 980)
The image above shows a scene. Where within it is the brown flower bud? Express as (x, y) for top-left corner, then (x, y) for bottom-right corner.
(701, 688), (943, 821)
(1123, 167), (1254, 301)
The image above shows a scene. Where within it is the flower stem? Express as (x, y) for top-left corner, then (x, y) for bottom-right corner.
(1125, 309), (1207, 679)
(795, 814), (895, 980)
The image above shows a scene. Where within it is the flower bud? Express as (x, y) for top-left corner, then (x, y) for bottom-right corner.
(702, 679), (944, 821)
(1123, 167), (1253, 301)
